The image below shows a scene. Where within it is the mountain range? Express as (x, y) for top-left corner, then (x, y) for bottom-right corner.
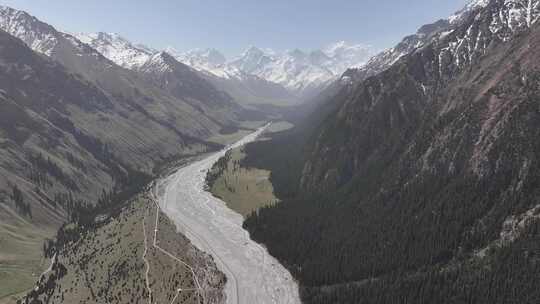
(2, 0), (540, 303)
(74, 31), (375, 104)
(0, 6), (249, 299)
(170, 42), (375, 99)
(242, 0), (540, 302)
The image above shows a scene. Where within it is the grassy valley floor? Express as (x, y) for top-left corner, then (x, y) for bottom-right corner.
(0, 121), (267, 304)
(207, 146), (278, 217)
(0, 205), (57, 303)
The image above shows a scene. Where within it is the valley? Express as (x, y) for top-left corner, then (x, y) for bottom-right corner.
(0, 217), (55, 301)
(206, 146), (278, 217)
(1, 1), (540, 303)
(242, 0), (540, 303)
(157, 124), (301, 304)
(22, 194), (226, 304)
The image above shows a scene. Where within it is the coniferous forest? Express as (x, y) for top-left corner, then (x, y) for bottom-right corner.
(3, 1), (540, 303)
(243, 2), (540, 302)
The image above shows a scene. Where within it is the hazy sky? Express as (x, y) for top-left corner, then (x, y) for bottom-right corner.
(0, 0), (471, 56)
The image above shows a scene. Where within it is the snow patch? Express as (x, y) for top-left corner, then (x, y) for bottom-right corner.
(73, 32), (153, 69)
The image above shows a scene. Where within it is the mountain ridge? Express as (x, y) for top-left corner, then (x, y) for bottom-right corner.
(180, 42), (375, 98)
(0, 6), (250, 299)
(73, 29), (375, 102)
(0, 5), (248, 135)
(243, 0), (540, 303)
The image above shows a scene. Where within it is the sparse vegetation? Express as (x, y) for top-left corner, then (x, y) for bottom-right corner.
(23, 196), (225, 304)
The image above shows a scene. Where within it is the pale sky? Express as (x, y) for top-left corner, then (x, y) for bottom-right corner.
(0, 0), (471, 56)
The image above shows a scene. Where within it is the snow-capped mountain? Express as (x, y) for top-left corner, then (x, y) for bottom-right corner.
(74, 32), (153, 69)
(0, 5), (246, 136)
(342, 0), (493, 86)
(169, 47), (226, 72)
(350, 0), (540, 87)
(70, 31), (375, 101)
(166, 47), (245, 79)
(174, 43), (375, 97)
(448, 0), (490, 24)
(323, 41), (376, 74)
(66, 33), (297, 106)
(0, 5), (94, 59)
(229, 47), (336, 96)
(344, 19), (452, 85)
(0, 4), (373, 103)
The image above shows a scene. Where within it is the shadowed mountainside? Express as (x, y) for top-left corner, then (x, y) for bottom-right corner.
(244, 1), (540, 302)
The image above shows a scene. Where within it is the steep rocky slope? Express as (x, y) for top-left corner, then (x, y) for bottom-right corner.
(74, 32), (374, 107)
(74, 32), (153, 69)
(303, 0), (540, 191)
(75, 33), (298, 107)
(0, 6), (243, 300)
(244, 0), (540, 302)
(74, 32), (245, 124)
(0, 6), (238, 138)
(0, 27), (168, 299)
(136, 51), (241, 126)
(341, 0), (490, 85)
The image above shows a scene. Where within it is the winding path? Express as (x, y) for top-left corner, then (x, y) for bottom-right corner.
(156, 124), (301, 304)
(142, 198), (206, 304)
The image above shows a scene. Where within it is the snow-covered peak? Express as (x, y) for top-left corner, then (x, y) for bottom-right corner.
(0, 5), (59, 56)
(138, 51), (175, 74)
(436, 0), (540, 77)
(223, 43), (374, 94)
(449, 0), (490, 24)
(322, 41), (375, 73)
(73, 32), (153, 69)
(287, 49), (307, 60)
(241, 46), (266, 59)
(344, 1), (492, 85)
(308, 50), (332, 66)
(229, 46), (274, 74)
(324, 41), (372, 58)
(348, 0), (540, 89)
(323, 41), (348, 56)
(0, 4), (373, 97)
(191, 48), (226, 66)
(169, 47), (227, 71)
(201, 42), (376, 95)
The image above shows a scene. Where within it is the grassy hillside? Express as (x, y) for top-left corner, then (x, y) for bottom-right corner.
(0, 211), (55, 301)
(22, 194), (225, 304)
(207, 147), (278, 217)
